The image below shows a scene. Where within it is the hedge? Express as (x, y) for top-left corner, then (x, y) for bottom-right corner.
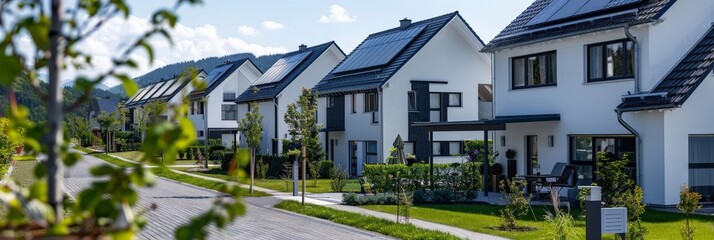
(219, 154), (334, 179)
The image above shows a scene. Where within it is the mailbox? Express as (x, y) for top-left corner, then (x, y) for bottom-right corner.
(578, 186), (601, 201)
(601, 207), (628, 234)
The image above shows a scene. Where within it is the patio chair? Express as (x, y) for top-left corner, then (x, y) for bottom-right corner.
(547, 165), (574, 196)
(545, 162), (567, 184)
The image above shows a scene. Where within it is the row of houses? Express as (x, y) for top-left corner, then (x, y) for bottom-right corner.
(121, 0), (714, 207)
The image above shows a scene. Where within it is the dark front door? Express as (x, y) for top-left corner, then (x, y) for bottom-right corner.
(350, 141), (358, 177)
(330, 139), (336, 161)
(526, 135), (538, 192)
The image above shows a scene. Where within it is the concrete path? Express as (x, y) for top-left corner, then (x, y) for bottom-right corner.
(64, 153), (393, 240)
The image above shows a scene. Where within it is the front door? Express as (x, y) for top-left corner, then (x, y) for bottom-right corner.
(350, 141), (358, 177)
(526, 136), (538, 192)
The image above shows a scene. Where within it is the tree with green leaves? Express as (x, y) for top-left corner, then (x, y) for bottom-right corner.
(66, 115), (92, 147)
(239, 101), (263, 194)
(95, 104), (127, 153)
(284, 88), (324, 162)
(134, 100), (166, 139)
(0, 0), (247, 238)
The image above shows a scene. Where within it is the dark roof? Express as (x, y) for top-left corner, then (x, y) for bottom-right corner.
(189, 58), (255, 99)
(313, 12), (483, 95)
(125, 71), (200, 108)
(90, 98), (120, 117)
(618, 25), (714, 110)
(483, 0), (676, 51)
(235, 41), (338, 103)
(411, 114), (560, 131)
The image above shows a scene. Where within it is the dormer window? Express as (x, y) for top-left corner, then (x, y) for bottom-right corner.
(587, 40), (634, 82)
(512, 51), (557, 89)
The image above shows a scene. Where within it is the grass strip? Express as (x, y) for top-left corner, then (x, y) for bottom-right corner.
(89, 152), (269, 197)
(275, 200), (463, 240)
(12, 155), (36, 161)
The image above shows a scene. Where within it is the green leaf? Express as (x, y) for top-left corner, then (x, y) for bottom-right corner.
(115, 74), (138, 96)
(138, 40), (154, 64)
(25, 16), (50, 51)
(0, 44), (23, 86)
(90, 165), (116, 176)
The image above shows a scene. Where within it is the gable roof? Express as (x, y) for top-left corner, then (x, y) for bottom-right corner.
(90, 98), (120, 117)
(618, 25), (714, 111)
(483, 0), (676, 51)
(188, 58), (257, 99)
(125, 70), (204, 108)
(313, 12), (484, 96)
(235, 41), (338, 103)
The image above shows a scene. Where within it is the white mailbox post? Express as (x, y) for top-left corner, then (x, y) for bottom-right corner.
(602, 207), (627, 237)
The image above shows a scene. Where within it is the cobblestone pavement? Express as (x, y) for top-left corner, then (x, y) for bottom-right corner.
(63, 154), (393, 240)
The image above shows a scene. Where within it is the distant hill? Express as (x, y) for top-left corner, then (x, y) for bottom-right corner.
(109, 52), (283, 97)
(62, 80), (110, 91)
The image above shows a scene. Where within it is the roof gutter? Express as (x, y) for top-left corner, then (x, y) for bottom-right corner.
(615, 109), (642, 188)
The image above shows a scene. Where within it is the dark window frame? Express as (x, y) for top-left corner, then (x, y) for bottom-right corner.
(223, 92), (236, 101)
(327, 96), (335, 109)
(429, 92), (441, 122)
(587, 39), (634, 82)
(511, 51), (557, 89)
(446, 92), (462, 107)
(364, 92), (378, 113)
(351, 94), (356, 114)
(197, 130), (204, 137)
(221, 104), (237, 120)
(431, 141), (463, 157)
(569, 135), (636, 185)
(407, 91), (417, 112)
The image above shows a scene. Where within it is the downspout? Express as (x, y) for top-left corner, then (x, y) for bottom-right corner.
(274, 97), (279, 156)
(379, 87), (384, 165)
(618, 23), (642, 186)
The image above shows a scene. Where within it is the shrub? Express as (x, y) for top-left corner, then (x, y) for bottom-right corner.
(254, 155), (290, 178)
(256, 159), (269, 180)
(677, 185), (702, 240)
(499, 178), (530, 230)
(307, 160), (321, 187)
(330, 165), (349, 192)
(412, 190), (429, 204)
(220, 153), (234, 171)
(211, 150), (225, 161)
(624, 186), (647, 239)
(342, 193), (397, 205)
(595, 152), (633, 207)
(431, 188), (455, 203)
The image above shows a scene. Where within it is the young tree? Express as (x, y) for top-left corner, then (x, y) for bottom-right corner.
(67, 115), (92, 147)
(134, 101), (166, 139)
(0, 0), (247, 237)
(284, 88), (324, 203)
(239, 101), (263, 194)
(96, 105), (127, 153)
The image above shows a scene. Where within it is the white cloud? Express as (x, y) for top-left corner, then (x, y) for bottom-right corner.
(237, 25), (259, 36)
(262, 21), (285, 30)
(17, 15), (288, 86)
(319, 4), (357, 23)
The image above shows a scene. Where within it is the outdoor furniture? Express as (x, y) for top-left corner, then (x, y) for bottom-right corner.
(547, 165), (574, 196)
(522, 174), (550, 198)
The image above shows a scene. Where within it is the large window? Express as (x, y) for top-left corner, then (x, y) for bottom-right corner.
(407, 91), (417, 112)
(689, 135), (714, 202)
(364, 93), (378, 112)
(431, 141), (463, 156)
(587, 40), (634, 82)
(366, 141), (378, 164)
(512, 51), (557, 89)
(570, 136), (636, 186)
(429, 93), (441, 122)
(221, 104), (237, 120)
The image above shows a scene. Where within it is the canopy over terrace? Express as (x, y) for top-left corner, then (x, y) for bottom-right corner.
(411, 114), (560, 196)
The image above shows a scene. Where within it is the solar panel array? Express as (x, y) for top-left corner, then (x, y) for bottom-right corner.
(141, 81), (166, 101)
(333, 25), (426, 74)
(125, 77), (190, 106)
(126, 87), (147, 103)
(151, 79), (176, 99)
(205, 64), (233, 87)
(526, 0), (642, 26)
(252, 51), (312, 86)
(161, 78), (186, 97)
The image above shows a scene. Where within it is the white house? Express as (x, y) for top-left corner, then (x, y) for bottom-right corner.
(124, 71), (206, 131)
(188, 59), (262, 147)
(313, 12), (492, 177)
(235, 42), (346, 155)
(482, 0), (714, 206)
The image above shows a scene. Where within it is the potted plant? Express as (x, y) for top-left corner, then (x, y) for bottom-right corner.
(506, 149), (517, 178)
(490, 163), (504, 191)
(406, 154), (417, 165)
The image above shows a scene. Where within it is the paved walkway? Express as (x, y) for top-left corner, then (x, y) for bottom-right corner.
(64, 153), (393, 239)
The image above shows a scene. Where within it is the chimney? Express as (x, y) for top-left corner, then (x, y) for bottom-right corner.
(299, 44), (307, 51)
(400, 18), (412, 29)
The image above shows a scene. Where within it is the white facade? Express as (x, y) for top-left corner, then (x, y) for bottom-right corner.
(237, 43), (345, 155)
(189, 61), (262, 146)
(490, 0), (714, 206)
(322, 17), (493, 176)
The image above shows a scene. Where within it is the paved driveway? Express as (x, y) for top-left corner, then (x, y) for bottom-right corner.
(63, 154), (392, 239)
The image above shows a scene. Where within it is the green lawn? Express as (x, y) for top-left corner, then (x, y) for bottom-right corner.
(112, 151), (219, 165)
(89, 153), (268, 197)
(188, 168), (361, 193)
(12, 155), (36, 161)
(10, 160), (39, 187)
(363, 204), (714, 240)
(275, 200), (461, 240)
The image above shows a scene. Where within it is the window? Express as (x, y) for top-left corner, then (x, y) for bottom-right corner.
(366, 141), (378, 164)
(447, 93), (462, 107)
(689, 135), (714, 201)
(197, 131), (204, 137)
(512, 51), (557, 89)
(407, 91), (417, 112)
(351, 94), (356, 113)
(569, 136), (636, 186)
(429, 93), (441, 122)
(197, 102), (204, 115)
(432, 142), (442, 156)
(449, 142), (462, 156)
(327, 96), (335, 108)
(587, 40), (634, 82)
(221, 104), (237, 120)
(223, 92), (236, 101)
(364, 93), (378, 112)
(404, 142), (415, 156)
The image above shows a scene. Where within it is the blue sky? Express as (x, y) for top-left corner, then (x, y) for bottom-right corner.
(128, 0), (531, 56)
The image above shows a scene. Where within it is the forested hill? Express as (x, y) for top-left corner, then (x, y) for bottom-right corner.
(108, 52), (284, 97)
(0, 79), (119, 122)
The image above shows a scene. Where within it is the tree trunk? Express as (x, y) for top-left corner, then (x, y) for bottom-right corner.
(302, 145), (306, 205)
(250, 148), (254, 194)
(47, 0), (66, 222)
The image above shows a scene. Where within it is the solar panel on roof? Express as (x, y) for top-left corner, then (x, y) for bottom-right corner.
(161, 78), (185, 97)
(132, 85), (155, 102)
(253, 51), (312, 86)
(205, 64), (233, 87)
(333, 25), (426, 74)
(150, 79), (176, 99)
(526, 0), (643, 26)
(142, 81), (166, 101)
(126, 87), (146, 103)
